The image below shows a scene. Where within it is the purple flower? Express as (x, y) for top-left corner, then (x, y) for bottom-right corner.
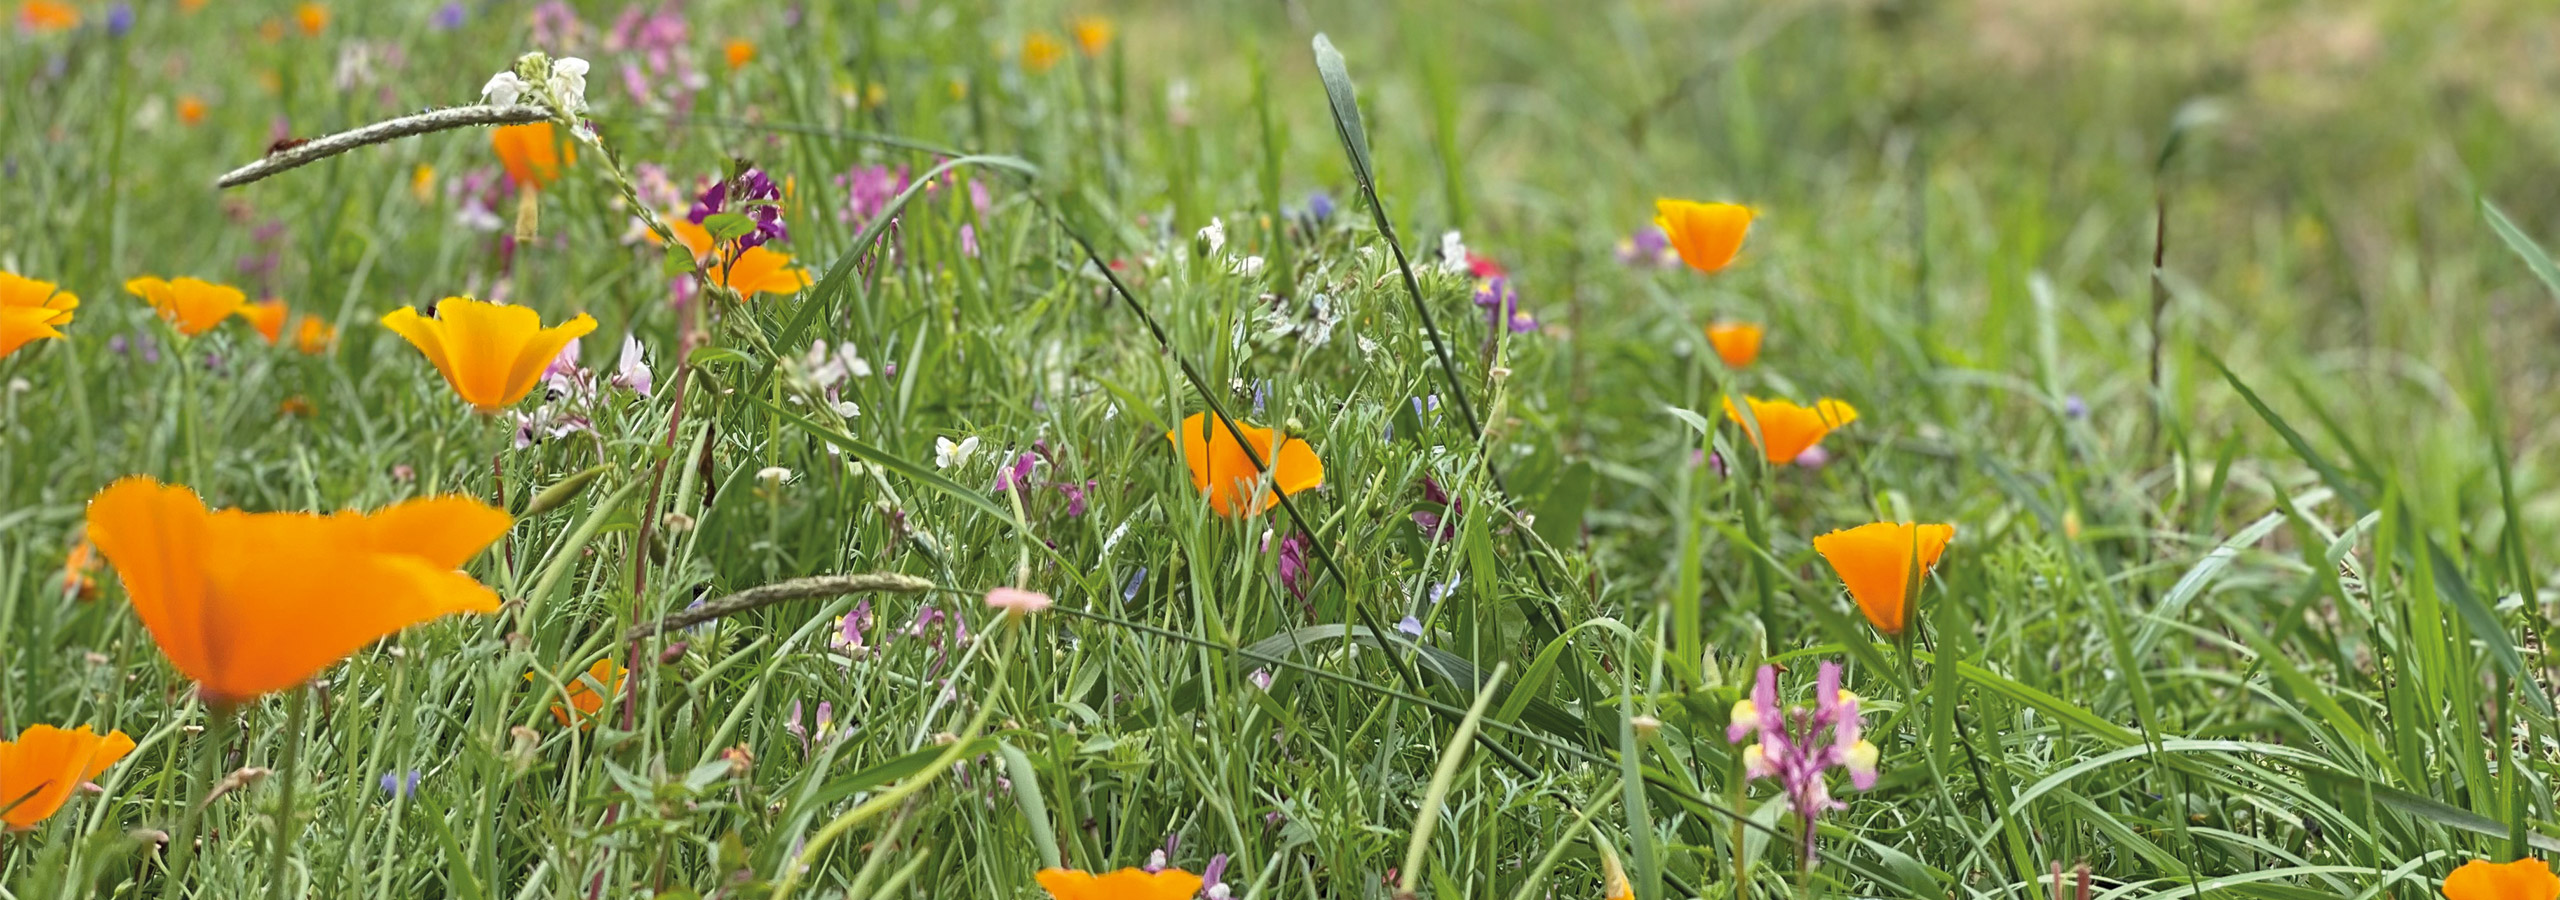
(1396, 616), (1424, 638)
(1275, 532), (1310, 600)
(611, 334), (653, 398)
(1616, 225), (1677, 267)
(1306, 190), (1334, 223)
(105, 3), (133, 37)
(429, 1), (465, 30)
(689, 168), (787, 251)
(528, 1), (584, 50)
(378, 770), (422, 799)
(1122, 566), (1147, 602)
(837, 164), (910, 227)
(2063, 394), (2088, 419)
(1792, 445), (1830, 470)
(1412, 477), (1459, 542)
(995, 452), (1038, 492)
(1053, 478), (1095, 517)
(958, 223), (979, 258)
(830, 601), (875, 656)
(607, 3), (703, 114)
(1473, 276), (1535, 333)
(1247, 668), (1273, 691)
(1203, 854), (1233, 900)
(1726, 662), (1879, 866)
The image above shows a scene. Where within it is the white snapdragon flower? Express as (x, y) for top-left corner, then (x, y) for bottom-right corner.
(1230, 255), (1266, 277)
(481, 71), (531, 106)
(1196, 217), (1226, 256)
(547, 57), (590, 114)
(1438, 230), (1469, 275)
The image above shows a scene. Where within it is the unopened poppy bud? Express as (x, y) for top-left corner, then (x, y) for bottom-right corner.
(523, 464), (609, 517)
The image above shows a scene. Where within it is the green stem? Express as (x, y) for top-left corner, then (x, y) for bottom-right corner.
(267, 689), (309, 900)
(161, 700), (233, 899)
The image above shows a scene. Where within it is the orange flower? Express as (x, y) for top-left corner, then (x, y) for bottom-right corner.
(1165, 412), (1324, 517)
(293, 2), (327, 35)
(1705, 321), (1763, 368)
(491, 122), (565, 190)
(723, 38), (756, 70)
(2444, 859), (2560, 900)
(1070, 17), (1114, 55)
(656, 216), (717, 260)
(60, 539), (99, 601)
(176, 95), (208, 126)
(1812, 522), (1956, 636)
(1036, 868), (1203, 900)
(1653, 199), (1755, 274)
(410, 164), (437, 203)
(1, 271), (79, 360)
(1022, 31), (1065, 73)
(1721, 396), (1855, 462)
(239, 299), (290, 344)
(124, 276), (247, 337)
(84, 476), (512, 706)
(279, 395), (314, 418)
(293, 315), (338, 355)
(0, 724), (134, 831)
(379, 297), (598, 411)
(16, 0), (79, 32)
(531, 658), (627, 729)
(705, 246), (814, 298)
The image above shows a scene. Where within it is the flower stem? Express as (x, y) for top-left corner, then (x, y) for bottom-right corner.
(159, 699), (231, 899)
(267, 688), (309, 900)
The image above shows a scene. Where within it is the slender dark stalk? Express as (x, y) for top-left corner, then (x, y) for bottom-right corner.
(266, 689), (309, 900)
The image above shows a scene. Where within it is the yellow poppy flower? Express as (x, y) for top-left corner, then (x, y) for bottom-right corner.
(0, 724), (134, 831)
(125, 276), (247, 337)
(1811, 522), (1956, 636)
(1165, 412), (1324, 517)
(1705, 321), (1763, 368)
(1071, 17), (1114, 55)
(1022, 31), (1065, 72)
(379, 297), (597, 411)
(1653, 199), (1755, 274)
(1722, 396), (1855, 462)
(0, 271), (78, 360)
(1036, 868), (1203, 900)
(84, 476), (512, 706)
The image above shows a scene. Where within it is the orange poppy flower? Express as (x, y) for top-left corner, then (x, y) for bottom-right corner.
(293, 2), (327, 34)
(16, 1), (79, 32)
(0, 724), (134, 831)
(293, 315), (337, 355)
(491, 122), (565, 190)
(1722, 396), (1855, 463)
(125, 276), (247, 337)
(1165, 411), (1324, 517)
(379, 297), (598, 411)
(1035, 868), (1203, 900)
(84, 476), (512, 706)
(723, 38), (755, 70)
(0, 271), (78, 360)
(1022, 31), (1065, 72)
(1811, 522), (1956, 636)
(2443, 859), (2560, 900)
(1070, 17), (1114, 55)
(656, 216), (717, 260)
(1705, 321), (1763, 368)
(530, 658), (627, 728)
(705, 246), (814, 298)
(61, 538), (100, 601)
(239, 299), (290, 344)
(1653, 199), (1755, 274)
(176, 95), (209, 126)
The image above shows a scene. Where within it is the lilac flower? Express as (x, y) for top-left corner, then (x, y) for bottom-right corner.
(1122, 567), (1147, 602)
(689, 168), (787, 251)
(1246, 668), (1274, 691)
(784, 700), (808, 748)
(1275, 532), (1310, 600)
(2063, 394), (2088, 419)
(1396, 616), (1424, 638)
(1792, 445), (1830, 470)
(1615, 224), (1678, 267)
(1726, 661), (1879, 866)
(995, 452), (1038, 492)
(1203, 854), (1233, 900)
(957, 223), (979, 258)
(606, 3), (703, 114)
(508, 405), (591, 449)
(528, 1), (585, 50)
(378, 770), (422, 799)
(836, 164), (910, 227)
(105, 3), (133, 38)
(429, 2), (465, 30)
(541, 337), (590, 401)
(611, 334), (653, 397)
(831, 601), (875, 656)
(1053, 479), (1094, 517)
(1412, 477), (1459, 543)
(1306, 190), (1334, 223)
(1474, 276), (1535, 333)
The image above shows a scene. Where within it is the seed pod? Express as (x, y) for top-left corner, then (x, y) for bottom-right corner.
(522, 465), (611, 517)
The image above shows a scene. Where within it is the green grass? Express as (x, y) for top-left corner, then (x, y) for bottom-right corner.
(4, 0), (2559, 897)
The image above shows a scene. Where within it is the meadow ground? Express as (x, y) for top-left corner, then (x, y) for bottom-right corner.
(4, 0), (2560, 898)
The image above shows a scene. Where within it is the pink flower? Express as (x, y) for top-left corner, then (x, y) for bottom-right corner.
(985, 587), (1053, 617)
(1726, 661), (1879, 866)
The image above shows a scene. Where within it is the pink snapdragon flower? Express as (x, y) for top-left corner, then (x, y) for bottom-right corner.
(1726, 661), (1880, 866)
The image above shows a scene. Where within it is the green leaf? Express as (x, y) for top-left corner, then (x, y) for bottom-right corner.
(1531, 459), (1593, 550)
(1309, 35), (1375, 189)
(2482, 199), (2560, 307)
(998, 741), (1063, 870)
(702, 211), (757, 243)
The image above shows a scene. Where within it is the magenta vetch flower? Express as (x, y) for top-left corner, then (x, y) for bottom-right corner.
(1275, 531), (1310, 600)
(837, 164), (910, 227)
(1473, 276), (1535, 334)
(1727, 661), (1879, 866)
(1412, 477), (1460, 542)
(689, 168), (787, 250)
(995, 451), (1038, 492)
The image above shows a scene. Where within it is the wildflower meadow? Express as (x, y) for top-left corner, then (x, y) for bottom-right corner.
(7, 1), (2560, 898)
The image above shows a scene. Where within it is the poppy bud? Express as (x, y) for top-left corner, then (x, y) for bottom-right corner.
(523, 464), (610, 516)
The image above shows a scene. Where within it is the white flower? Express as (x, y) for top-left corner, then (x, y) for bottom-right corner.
(1230, 255), (1265, 277)
(831, 400), (860, 418)
(1196, 217), (1226, 256)
(934, 435), (980, 470)
(546, 57), (590, 114)
(481, 71), (530, 107)
(611, 334), (652, 398)
(1438, 230), (1469, 274)
(756, 466), (794, 485)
